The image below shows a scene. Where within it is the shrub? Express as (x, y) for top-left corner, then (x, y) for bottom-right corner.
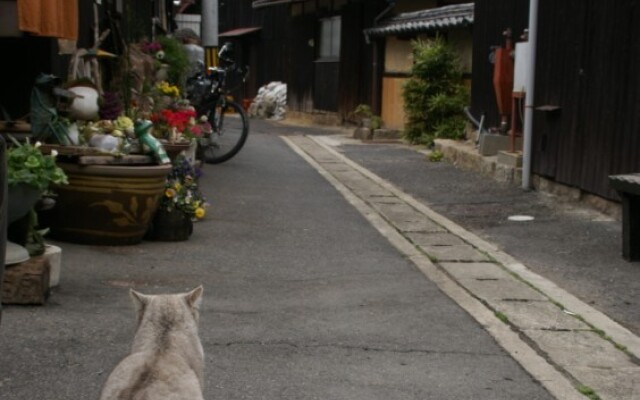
(157, 36), (190, 88)
(402, 37), (469, 146)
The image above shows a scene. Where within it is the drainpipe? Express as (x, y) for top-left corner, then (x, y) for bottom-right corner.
(522, 0), (539, 190)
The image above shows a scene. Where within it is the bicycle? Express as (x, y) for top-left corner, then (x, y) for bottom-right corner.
(185, 42), (250, 164)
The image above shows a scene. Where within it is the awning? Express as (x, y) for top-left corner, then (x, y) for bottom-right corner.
(218, 27), (262, 38)
(364, 3), (474, 38)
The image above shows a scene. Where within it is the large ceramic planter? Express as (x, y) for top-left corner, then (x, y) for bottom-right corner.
(45, 163), (172, 245)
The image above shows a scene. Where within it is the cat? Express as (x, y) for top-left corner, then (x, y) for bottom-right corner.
(98, 286), (204, 400)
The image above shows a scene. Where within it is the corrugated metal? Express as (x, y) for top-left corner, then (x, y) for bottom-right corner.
(364, 3), (474, 38)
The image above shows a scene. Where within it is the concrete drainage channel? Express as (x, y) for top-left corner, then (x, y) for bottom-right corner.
(283, 135), (640, 400)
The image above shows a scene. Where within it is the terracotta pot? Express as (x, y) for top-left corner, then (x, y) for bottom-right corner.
(45, 163), (172, 245)
(163, 142), (192, 161)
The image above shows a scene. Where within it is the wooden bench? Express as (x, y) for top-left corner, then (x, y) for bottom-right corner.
(609, 173), (640, 261)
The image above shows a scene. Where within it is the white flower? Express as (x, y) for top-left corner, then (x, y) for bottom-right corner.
(155, 50), (165, 60)
(35, 141), (42, 148)
(51, 150), (58, 157)
(199, 115), (208, 122)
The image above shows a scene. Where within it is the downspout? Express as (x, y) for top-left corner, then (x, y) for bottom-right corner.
(522, 0), (539, 189)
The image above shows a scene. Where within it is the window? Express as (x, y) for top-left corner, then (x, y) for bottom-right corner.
(319, 16), (341, 60)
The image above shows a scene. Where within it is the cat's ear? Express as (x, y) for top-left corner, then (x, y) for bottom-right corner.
(185, 286), (204, 310)
(130, 289), (151, 323)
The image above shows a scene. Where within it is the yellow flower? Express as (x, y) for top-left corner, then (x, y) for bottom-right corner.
(165, 188), (176, 198)
(195, 207), (205, 219)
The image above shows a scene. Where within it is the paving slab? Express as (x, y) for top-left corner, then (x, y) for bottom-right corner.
(421, 244), (491, 262)
(494, 300), (590, 330)
(405, 232), (467, 246)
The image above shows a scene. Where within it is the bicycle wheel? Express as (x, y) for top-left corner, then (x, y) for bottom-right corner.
(200, 100), (249, 164)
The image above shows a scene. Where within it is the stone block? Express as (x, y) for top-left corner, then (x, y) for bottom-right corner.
(478, 133), (523, 156)
(353, 127), (373, 141)
(372, 128), (402, 140)
(497, 150), (523, 168)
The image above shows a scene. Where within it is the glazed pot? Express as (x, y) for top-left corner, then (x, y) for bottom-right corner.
(44, 163), (172, 245)
(145, 208), (193, 242)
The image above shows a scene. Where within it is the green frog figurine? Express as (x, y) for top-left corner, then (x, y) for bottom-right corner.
(134, 119), (170, 164)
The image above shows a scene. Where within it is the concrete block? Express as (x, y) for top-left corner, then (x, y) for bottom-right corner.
(372, 128), (402, 140)
(497, 150), (523, 168)
(353, 127), (373, 141)
(479, 133), (522, 156)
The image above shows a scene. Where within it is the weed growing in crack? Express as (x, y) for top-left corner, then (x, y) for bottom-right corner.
(577, 384), (601, 400)
(495, 311), (509, 324)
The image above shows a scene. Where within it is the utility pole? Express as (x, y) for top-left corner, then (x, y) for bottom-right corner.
(201, 0), (219, 68)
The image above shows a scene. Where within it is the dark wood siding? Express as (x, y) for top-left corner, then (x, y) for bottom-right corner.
(470, 0), (528, 129)
(219, 1), (291, 99)
(533, 0), (640, 199)
(314, 61), (340, 111)
(288, 13), (316, 112)
(221, 0), (386, 116)
(474, 0), (640, 200)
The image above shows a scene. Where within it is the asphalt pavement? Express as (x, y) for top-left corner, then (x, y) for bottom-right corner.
(0, 117), (639, 399)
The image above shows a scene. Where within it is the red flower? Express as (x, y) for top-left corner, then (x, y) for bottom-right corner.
(153, 109), (197, 132)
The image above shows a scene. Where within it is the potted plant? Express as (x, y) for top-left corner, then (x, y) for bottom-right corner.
(145, 154), (208, 241)
(351, 104), (383, 129)
(6, 138), (68, 255)
(352, 104), (373, 127)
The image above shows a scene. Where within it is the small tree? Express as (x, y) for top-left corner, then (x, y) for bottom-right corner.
(402, 37), (469, 146)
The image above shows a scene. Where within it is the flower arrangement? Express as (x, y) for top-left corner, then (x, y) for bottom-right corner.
(156, 81), (180, 98)
(159, 154), (207, 219)
(150, 103), (209, 143)
(7, 138), (68, 191)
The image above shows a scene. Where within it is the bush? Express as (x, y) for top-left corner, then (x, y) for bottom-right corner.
(402, 38), (469, 146)
(157, 36), (190, 88)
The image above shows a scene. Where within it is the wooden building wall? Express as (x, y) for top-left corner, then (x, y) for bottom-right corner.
(473, 0), (640, 200)
(221, 0), (385, 117)
(533, 0), (640, 200)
